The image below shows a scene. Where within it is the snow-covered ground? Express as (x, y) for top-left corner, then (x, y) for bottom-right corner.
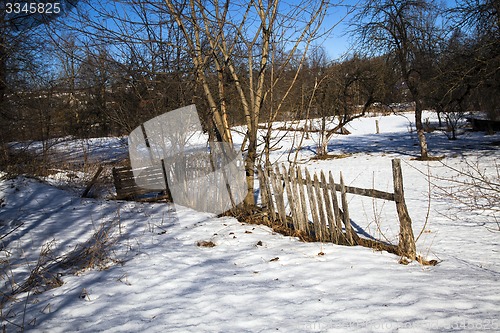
(1, 112), (499, 332)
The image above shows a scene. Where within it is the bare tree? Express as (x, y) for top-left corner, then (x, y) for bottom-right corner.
(57, 0), (199, 134)
(312, 55), (397, 156)
(164, 0), (331, 205)
(351, 0), (444, 159)
(433, 159), (500, 232)
(0, 1), (80, 169)
(447, 0), (500, 121)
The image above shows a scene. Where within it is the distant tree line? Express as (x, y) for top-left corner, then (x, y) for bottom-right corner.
(0, 0), (498, 165)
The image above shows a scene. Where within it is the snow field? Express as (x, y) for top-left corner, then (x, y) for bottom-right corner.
(1, 112), (499, 332)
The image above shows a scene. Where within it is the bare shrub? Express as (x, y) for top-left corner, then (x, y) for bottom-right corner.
(197, 241), (216, 248)
(434, 159), (500, 231)
(0, 148), (49, 177)
(1, 221), (119, 308)
(57, 221), (120, 273)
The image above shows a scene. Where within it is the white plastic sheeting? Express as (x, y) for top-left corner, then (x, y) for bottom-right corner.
(128, 105), (247, 214)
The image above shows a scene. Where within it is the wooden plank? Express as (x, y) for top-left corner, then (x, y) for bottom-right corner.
(289, 166), (305, 231)
(113, 166), (166, 200)
(271, 165), (287, 225)
(316, 178), (394, 201)
(264, 169), (278, 222)
(282, 164), (299, 231)
(332, 183), (394, 201)
(321, 171), (336, 243)
(112, 167), (121, 190)
(329, 171), (343, 239)
(340, 172), (354, 245)
(305, 169), (320, 241)
(113, 166), (132, 173)
(296, 166), (310, 236)
(257, 166), (269, 211)
(265, 167), (277, 222)
(313, 173), (328, 242)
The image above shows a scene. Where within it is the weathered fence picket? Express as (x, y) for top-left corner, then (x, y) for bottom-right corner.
(282, 165), (298, 231)
(271, 165), (287, 224)
(296, 167), (310, 234)
(257, 158), (416, 259)
(328, 171), (343, 242)
(320, 171), (335, 241)
(339, 172), (354, 245)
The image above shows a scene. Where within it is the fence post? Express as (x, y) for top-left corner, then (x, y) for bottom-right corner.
(392, 159), (416, 259)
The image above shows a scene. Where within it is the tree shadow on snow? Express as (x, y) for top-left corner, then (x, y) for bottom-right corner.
(302, 131), (500, 158)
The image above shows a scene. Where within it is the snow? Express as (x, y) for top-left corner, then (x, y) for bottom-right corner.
(1, 112), (499, 332)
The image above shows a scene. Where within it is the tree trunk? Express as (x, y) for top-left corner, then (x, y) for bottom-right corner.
(436, 107), (443, 128)
(406, 77), (429, 159)
(414, 100), (429, 159)
(244, 130), (257, 206)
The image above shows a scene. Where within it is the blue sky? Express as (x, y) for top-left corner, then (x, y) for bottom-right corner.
(322, 0), (360, 59)
(68, 0), (457, 61)
(322, 0), (458, 60)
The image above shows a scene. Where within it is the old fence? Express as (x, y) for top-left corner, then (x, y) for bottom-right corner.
(257, 159), (416, 259)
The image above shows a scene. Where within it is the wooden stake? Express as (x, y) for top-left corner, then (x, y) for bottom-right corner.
(392, 159), (416, 259)
(82, 166), (104, 198)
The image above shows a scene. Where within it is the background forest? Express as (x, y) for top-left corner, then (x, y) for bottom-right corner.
(1, 0), (498, 160)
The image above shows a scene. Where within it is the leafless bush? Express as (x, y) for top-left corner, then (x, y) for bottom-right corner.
(58, 221), (120, 273)
(0, 148), (49, 177)
(9, 240), (63, 297)
(1, 221), (119, 316)
(434, 159), (500, 231)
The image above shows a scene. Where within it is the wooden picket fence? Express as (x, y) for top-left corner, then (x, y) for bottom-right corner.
(112, 153), (208, 200)
(257, 159), (416, 259)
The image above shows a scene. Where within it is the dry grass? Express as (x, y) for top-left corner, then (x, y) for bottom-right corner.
(197, 241), (216, 248)
(58, 221), (120, 273)
(2, 221), (119, 309)
(225, 205), (439, 265)
(311, 153), (352, 161)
